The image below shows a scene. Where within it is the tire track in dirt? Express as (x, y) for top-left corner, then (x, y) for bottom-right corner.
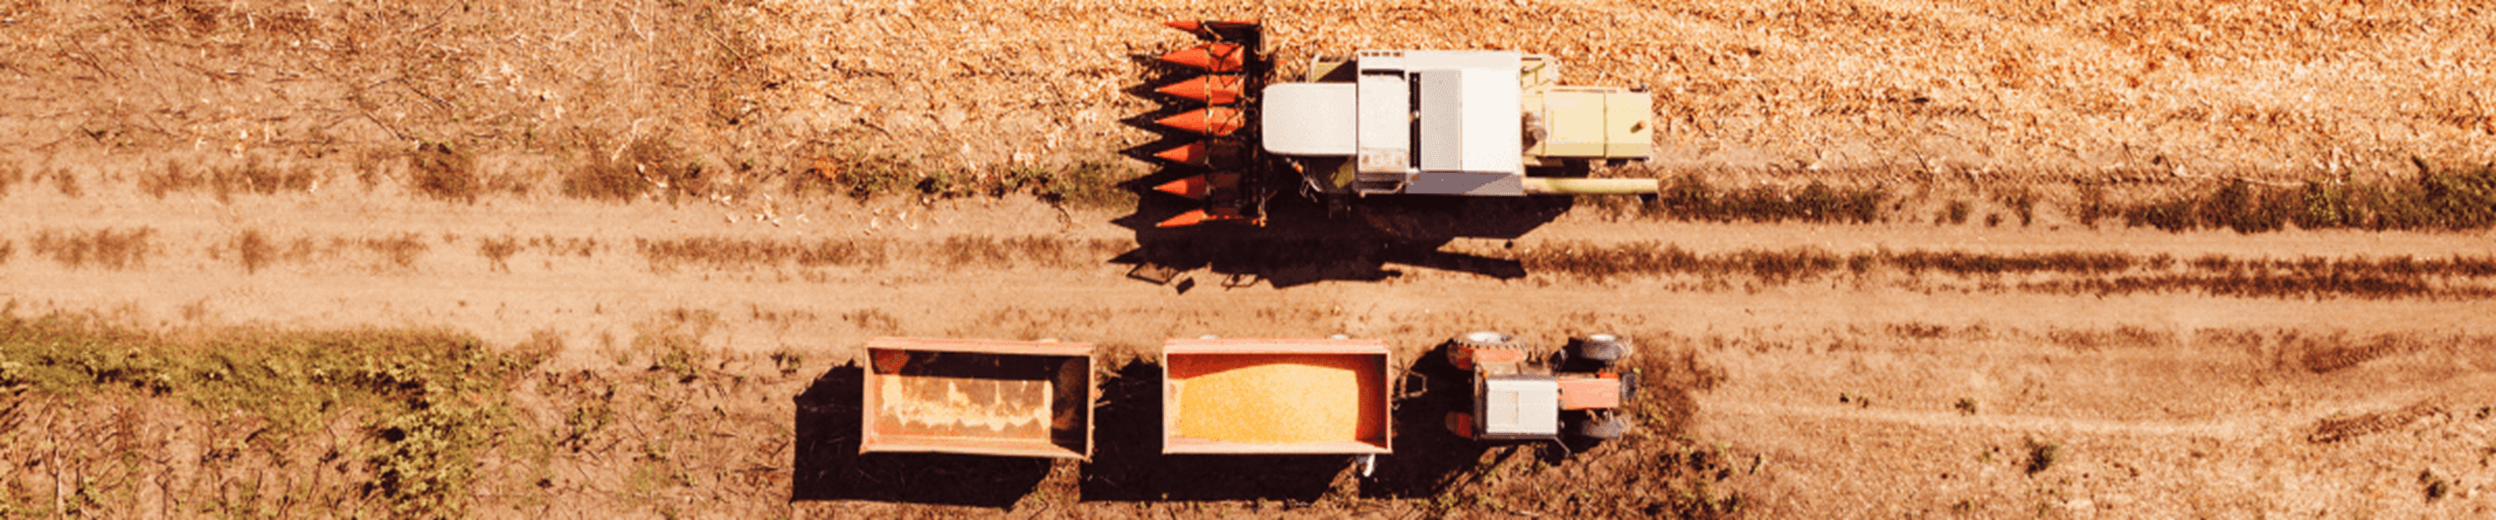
(7, 182), (2496, 517)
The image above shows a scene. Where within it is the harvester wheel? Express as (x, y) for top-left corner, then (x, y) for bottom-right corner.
(1575, 414), (1631, 440)
(1571, 334), (1633, 365)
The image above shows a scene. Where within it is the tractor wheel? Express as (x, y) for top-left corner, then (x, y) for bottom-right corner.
(1575, 414), (1631, 440)
(1455, 331), (1519, 350)
(1571, 334), (1633, 365)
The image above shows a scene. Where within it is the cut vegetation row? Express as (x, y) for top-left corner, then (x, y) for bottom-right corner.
(10, 227), (2492, 299)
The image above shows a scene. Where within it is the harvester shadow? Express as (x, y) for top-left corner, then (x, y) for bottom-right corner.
(1108, 194), (1566, 288)
(789, 363), (1052, 508)
(1079, 361), (1353, 502)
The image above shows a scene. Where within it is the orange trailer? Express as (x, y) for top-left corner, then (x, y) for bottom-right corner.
(860, 337), (1097, 459)
(1161, 337), (1393, 455)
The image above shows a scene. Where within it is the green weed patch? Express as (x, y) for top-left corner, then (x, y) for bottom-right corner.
(1648, 173), (1885, 224)
(1514, 241), (2496, 299)
(0, 314), (549, 516)
(2120, 166), (2496, 232)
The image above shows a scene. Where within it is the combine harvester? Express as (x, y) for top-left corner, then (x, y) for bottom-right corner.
(1149, 20), (1657, 228)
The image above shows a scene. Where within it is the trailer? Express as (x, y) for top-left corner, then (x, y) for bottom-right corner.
(860, 337), (1098, 459)
(1161, 337), (1393, 455)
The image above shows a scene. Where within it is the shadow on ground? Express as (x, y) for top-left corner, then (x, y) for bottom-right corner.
(1110, 189), (1575, 289)
(789, 363), (1052, 508)
(1079, 361), (1360, 501)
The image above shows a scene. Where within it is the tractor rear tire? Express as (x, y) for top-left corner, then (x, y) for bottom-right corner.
(1456, 331), (1519, 350)
(1571, 334), (1633, 365)
(1575, 414), (1631, 440)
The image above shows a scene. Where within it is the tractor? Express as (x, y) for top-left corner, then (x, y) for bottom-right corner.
(1442, 332), (1640, 442)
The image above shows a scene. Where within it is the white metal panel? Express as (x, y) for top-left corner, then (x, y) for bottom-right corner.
(1356, 73), (1411, 173)
(1484, 377), (1560, 436)
(1259, 83), (1359, 156)
(1418, 69), (1523, 174)
(1355, 50), (1405, 72)
(1405, 171), (1524, 196)
(1396, 50), (1520, 73)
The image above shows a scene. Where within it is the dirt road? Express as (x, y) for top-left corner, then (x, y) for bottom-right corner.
(6, 174), (2494, 516)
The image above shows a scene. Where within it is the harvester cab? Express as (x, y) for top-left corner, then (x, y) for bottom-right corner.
(1442, 332), (1640, 442)
(1149, 20), (1659, 229)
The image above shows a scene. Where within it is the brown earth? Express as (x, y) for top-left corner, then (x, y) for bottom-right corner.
(5, 0), (2496, 517)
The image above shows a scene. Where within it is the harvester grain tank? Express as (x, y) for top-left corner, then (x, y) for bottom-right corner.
(1149, 20), (1659, 228)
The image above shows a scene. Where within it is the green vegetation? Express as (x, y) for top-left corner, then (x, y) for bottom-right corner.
(0, 162), (23, 197)
(0, 313), (549, 516)
(409, 141), (482, 203)
(49, 168), (80, 198)
(634, 235), (1130, 273)
(2421, 469), (2451, 501)
(1514, 241), (2496, 299)
(365, 233), (432, 270)
(1955, 397), (1980, 415)
(2121, 165), (2496, 232)
(1649, 173), (1884, 224)
(1648, 443), (1750, 518)
(562, 138), (706, 203)
(31, 227), (154, 270)
(1625, 169), (2496, 233)
(2024, 437), (2061, 475)
(637, 236), (895, 272)
(1030, 159), (1139, 210)
(140, 156), (319, 200)
(1995, 186), (2039, 226)
(789, 147), (1139, 210)
(479, 235), (522, 273)
(232, 229), (275, 274)
(215, 231), (428, 273)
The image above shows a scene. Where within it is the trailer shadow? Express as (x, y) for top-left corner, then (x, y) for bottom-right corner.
(789, 363), (1052, 508)
(1359, 342), (1499, 497)
(1079, 361), (1356, 502)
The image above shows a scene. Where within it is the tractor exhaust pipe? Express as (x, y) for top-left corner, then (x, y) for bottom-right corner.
(1520, 177), (1660, 195)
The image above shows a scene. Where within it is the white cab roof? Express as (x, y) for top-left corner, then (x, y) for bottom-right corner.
(1483, 377), (1560, 436)
(1418, 68), (1523, 174)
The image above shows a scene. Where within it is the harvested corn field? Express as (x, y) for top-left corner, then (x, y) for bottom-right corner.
(4, 0), (2496, 517)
